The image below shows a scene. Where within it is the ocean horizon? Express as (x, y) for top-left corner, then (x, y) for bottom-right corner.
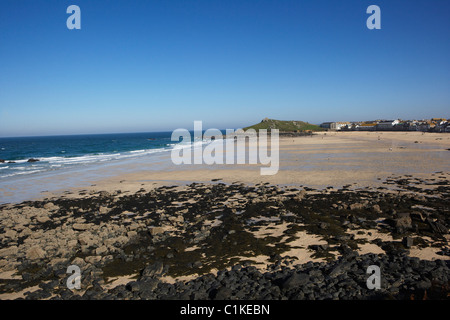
(0, 132), (174, 179)
(0, 131), (226, 181)
(0, 130), (233, 204)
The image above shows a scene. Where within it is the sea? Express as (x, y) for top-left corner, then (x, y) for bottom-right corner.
(0, 132), (186, 179)
(0, 131), (207, 204)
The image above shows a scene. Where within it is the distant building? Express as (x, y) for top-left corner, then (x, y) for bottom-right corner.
(416, 121), (430, 132)
(320, 118), (449, 132)
(357, 122), (377, 131)
(320, 122), (334, 129)
(319, 122), (350, 130)
(376, 120), (400, 130)
(335, 122), (351, 130)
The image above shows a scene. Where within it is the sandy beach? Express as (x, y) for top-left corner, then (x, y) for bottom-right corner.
(20, 131), (448, 201)
(0, 131), (449, 300)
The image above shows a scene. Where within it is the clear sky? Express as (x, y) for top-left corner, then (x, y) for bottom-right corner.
(0, 0), (449, 137)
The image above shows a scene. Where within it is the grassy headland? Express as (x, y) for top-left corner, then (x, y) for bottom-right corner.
(244, 118), (324, 132)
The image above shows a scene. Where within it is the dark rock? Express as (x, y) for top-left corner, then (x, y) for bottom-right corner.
(281, 272), (310, 291)
(4, 181), (450, 301)
(319, 222), (329, 229)
(231, 264), (242, 271)
(98, 191), (111, 198)
(141, 261), (166, 278)
(337, 244), (353, 255)
(39, 279), (60, 291)
(402, 237), (414, 248)
(372, 204), (382, 213)
(308, 244), (329, 251)
(416, 280), (431, 290)
(349, 203), (365, 210)
(177, 291), (192, 300)
(27, 158), (40, 163)
(394, 213), (412, 232)
(82, 290), (102, 300)
(294, 190), (307, 201)
(25, 289), (52, 300)
(128, 278), (159, 292)
(0, 159), (4, 163)
(334, 234), (352, 241)
(391, 279), (403, 288)
(328, 262), (351, 277)
(213, 286), (233, 300)
(426, 218), (448, 234)
(436, 247), (450, 257)
(54, 268), (68, 279)
(192, 291), (209, 300)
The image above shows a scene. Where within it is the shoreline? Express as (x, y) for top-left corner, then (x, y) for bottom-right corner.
(2, 131), (448, 205)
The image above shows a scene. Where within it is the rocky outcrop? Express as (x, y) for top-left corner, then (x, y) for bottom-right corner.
(26, 246), (46, 260)
(72, 223), (92, 231)
(0, 175), (448, 300)
(394, 212), (413, 233)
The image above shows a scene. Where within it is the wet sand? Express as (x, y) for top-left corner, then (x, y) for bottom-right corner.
(47, 131), (450, 198)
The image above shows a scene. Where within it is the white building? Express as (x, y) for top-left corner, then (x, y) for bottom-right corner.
(319, 122), (350, 130)
(376, 120), (400, 130)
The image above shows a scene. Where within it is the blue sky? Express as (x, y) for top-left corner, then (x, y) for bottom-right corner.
(0, 0), (449, 137)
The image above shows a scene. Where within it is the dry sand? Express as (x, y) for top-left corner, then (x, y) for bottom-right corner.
(33, 131), (449, 266)
(49, 131), (449, 198)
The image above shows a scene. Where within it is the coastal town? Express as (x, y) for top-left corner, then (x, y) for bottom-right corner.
(320, 118), (450, 132)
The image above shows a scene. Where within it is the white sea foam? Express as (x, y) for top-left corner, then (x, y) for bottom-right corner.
(0, 169), (44, 178)
(35, 148), (168, 165)
(0, 137), (224, 180)
(0, 144), (178, 179)
(15, 166), (44, 171)
(8, 160), (28, 164)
